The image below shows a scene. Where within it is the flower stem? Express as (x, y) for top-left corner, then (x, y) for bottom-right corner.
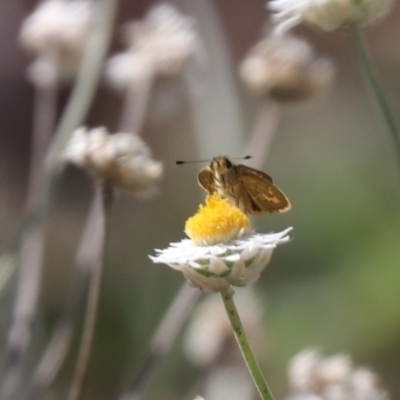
(24, 195), (107, 400)
(0, 53), (58, 400)
(245, 101), (282, 169)
(0, 0), (119, 303)
(347, 25), (400, 167)
(67, 185), (113, 400)
(119, 71), (154, 135)
(47, 0), (119, 173)
(220, 289), (275, 400)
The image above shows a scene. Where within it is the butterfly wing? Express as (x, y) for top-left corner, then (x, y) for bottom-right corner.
(235, 165), (291, 215)
(236, 165), (274, 183)
(197, 167), (215, 194)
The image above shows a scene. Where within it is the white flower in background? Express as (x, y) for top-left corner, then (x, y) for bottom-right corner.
(268, 0), (394, 33)
(106, 3), (198, 90)
(150, 193), (292, 294)
(124, 3), (198, 76)
(66, 127), (163, 197)
(286, 349), (389, 400)
(240, 34), (334, 102)
(105, 51), (154, 91)
(20, 0), (95, 84)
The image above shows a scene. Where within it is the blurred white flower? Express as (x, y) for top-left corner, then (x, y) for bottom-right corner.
(288, 349), (322, 393)
(105, 51), (154, 91)
(286, 349), (389, 400)
(66, 127), (163, 197)
(240, 35), (334, 102)
(268, 0), (393, 33)
(20, 0), (95, 84)
(150, 225), (292, 294)
(124, 3), (198, 76)
(316, 354), (352, 386)
(106, 3), (198, 90)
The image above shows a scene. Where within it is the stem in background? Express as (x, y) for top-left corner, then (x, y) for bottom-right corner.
(118, 72), (154, 135)
(27, 2), (151, 395)
(347, 26), (400, 167)
(47, 0), (119, 173)
(220, 288), (275, 400)
(24, 196), (106, 400)
(120, 284), (201, 400)
(0, 50), (58, 400)
(244, 101), (283, 169)
(67, 185), (114, 400)
(0, 0), (119, 297)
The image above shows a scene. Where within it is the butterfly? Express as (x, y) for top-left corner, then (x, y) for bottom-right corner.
(196, 156), (291, 215)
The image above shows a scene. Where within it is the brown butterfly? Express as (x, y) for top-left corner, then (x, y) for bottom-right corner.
(196, 156), (291, 215)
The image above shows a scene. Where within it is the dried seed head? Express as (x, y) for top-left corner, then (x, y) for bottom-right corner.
(240, 35), (334, 102)
(66, 127), (163, 197)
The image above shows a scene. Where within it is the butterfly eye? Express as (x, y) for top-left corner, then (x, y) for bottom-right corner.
(225, 159), (232, 169)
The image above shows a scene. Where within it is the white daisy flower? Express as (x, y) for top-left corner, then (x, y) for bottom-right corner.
(268, 0), (393, 34)
(150, 194), (292, 294)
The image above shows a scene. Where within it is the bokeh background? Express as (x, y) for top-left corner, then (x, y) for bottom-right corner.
(0, 0), (400, 399)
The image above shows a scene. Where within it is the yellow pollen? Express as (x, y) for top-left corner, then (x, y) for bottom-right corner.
(185, 193), (251, 246)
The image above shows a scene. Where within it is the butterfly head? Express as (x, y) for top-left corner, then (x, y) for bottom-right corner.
(210, 156), (234, 174)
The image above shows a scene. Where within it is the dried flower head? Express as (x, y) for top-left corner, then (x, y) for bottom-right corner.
(106, 3), (197, 91)
(66, 127), (163, 197)
(150, 194), (292, 293)
(240, 35), (334, 102)
(20, 0), (95, 83)
(184, 288), (266, 367)
(268, 0), (394, 33)
(124, 3), (198, 77)
(105, 51), (154, 91)
(286, 349), (389, 400)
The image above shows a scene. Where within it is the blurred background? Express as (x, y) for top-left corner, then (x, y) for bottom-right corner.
(0, 0), (400, 399)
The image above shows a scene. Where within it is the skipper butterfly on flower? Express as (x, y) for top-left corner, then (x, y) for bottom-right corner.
(177, 156), (291, 215)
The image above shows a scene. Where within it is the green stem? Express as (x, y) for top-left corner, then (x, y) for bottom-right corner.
(220, 289), (275, 400)
(348, 26), (400, 166)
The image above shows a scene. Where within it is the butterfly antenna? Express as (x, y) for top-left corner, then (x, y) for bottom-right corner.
(176, 155), (251, 165)
(232, 155), (252, 160)
(176, 159), (211, 165)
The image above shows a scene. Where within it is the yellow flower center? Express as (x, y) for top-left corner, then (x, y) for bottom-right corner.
(185, 193), (251, 246)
